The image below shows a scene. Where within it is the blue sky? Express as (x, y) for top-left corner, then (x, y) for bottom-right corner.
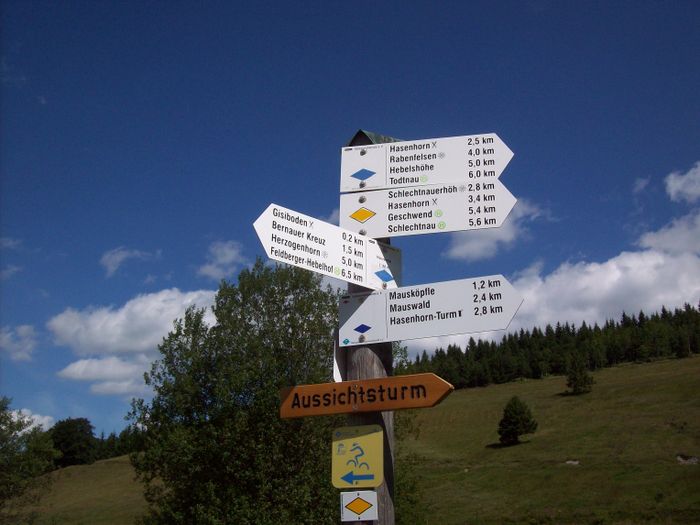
(2, 1), (699, 434)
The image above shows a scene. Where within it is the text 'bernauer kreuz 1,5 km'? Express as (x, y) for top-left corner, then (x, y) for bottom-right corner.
(253, 203), (402, 291)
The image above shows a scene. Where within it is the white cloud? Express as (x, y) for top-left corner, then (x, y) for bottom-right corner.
(58, 355), (149, 382)
(0, 325), (37, 361)
(12, 408), (54, 431)
(100, 247), (159, 277)
(197, 240), (247, 281)
(443, 199), (543, 261)
(47, 288), (216, 356)
(0, 58), (26, 86)
(59, 356), (152, 397)
(1, 237), (23, 280)
(90, 379), (150, 396)
(638, 210), (700, 255)
(406, 248), (700, 357)
(323, 208), (340, 226)
(665, 161), (700, 203)
(404, 334), (479, 358)
(0, 237), (22, 250)
(1, 265), (22, 280)
(633, 177), (650, 194)
(405, 208), (700, 357)
(510, 250), (700, 331)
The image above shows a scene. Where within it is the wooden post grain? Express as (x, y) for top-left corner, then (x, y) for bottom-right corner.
(342, 130), (397, 525)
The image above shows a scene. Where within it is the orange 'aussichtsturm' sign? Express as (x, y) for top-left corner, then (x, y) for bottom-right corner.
(279, 373), (453, 419)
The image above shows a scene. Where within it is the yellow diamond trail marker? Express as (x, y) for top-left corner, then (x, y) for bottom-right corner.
(253, 203), (401, 291)
(340, 132), (513, 193)
(340, 179), (516, 238)
(340, 491), (378, 522)
(348, 207), (376, 223)
(346, 496), (372, 515)
(332, 425), (383, 489)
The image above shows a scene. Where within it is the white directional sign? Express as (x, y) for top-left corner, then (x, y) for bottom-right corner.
(338, 276), (522, 346)
(253, 204), (402, 291)
(340, 133), (513, 193)
(339, 180), (516, 238)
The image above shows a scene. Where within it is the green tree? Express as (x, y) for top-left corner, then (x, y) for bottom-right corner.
(96, 431), (120, 461)
(497, 396), (537, 446)
(117, 425), (143, 456)
(129, 260), (342, 524)
(565, 353), (594, 395)
(50, 417), (97, 468)
(0, 397), (58, 524)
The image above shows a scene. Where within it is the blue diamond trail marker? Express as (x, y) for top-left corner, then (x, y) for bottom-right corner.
(350, 168), (376, 181)
(354, 324), (371, 334)
(375, 269), (394, 282)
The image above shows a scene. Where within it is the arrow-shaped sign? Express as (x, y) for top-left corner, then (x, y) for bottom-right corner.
(280, 373), (454, 418)
(339, 275), (522, 345)
(339, 180), (516, 238)
(340, 133), (513, 193)
(253, 203), (401, 291)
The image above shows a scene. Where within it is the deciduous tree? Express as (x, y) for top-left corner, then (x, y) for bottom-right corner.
(129, 260), (342, 524)
(50, 417), (97, 468)
(0, 397), (57, 524)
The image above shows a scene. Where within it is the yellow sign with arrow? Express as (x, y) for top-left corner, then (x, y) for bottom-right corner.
(332, 425), (383, 489)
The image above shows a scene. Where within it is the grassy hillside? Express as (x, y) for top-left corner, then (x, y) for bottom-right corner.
(31, 455), (147, 525)
(402, 356), (700, 524)
(25, 356), (700, 524)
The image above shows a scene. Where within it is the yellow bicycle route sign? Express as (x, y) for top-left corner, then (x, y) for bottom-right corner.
(332, 425), (383, 489)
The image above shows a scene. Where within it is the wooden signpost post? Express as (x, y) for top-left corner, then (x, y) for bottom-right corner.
(254, 129), (519, 525)
(342, 130), (399, 525)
